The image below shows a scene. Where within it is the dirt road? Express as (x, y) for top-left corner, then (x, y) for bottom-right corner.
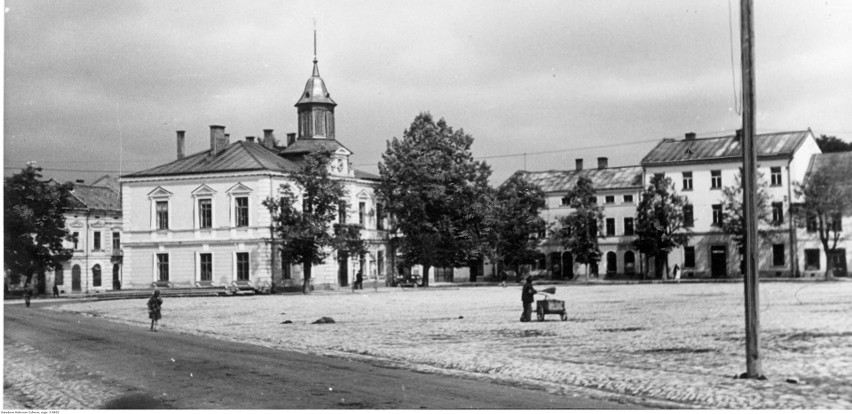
(4, 301), (639, 409)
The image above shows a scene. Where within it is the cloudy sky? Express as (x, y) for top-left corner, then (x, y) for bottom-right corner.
(4, 0), (852, 185)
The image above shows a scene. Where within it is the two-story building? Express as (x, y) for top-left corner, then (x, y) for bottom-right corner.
(518, 157), (644, 279)
(46, 175), (123, 294)
(119, 56), (389, 291)
(641, 130), (822, 278)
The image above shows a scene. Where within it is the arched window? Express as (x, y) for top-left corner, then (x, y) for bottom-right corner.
(606, 252), (617, 274)
(55, 265), (65, 285)
(624, 251), (636, 275)
(92, 264), (102, 287)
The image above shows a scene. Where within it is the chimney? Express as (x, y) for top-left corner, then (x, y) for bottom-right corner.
(287, 133), (297, 146)
(735, 129), (743, 141)
(76, 179), (85, 184)
(685, 132), (696, 141)
(575, 159), (583, 171)
(597, 157), (608, 170)
(262, 129), (276, 149)
(176, 130), (186, 160)
(209, 125), (226, 155)
(246, 136), (255, 143)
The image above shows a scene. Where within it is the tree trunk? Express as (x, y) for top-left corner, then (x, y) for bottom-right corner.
(302, 260), (312, 294)
(422, 264), (430, 287)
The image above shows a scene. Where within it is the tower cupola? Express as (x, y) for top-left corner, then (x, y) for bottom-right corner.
(295, 34), (336, 140)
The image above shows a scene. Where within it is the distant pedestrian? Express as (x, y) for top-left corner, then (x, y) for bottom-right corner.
(53, 285), (60, 298)
(147, 290), (162, 331)
(520, 276), (537, 322)
(673, 264), (681, 283)
(24, 283), (33, 308)
(355, 270), (363, 290)
(500, 270), (508, 288)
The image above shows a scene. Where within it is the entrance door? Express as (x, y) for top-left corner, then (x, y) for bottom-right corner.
(711, 246), (727, 278)
(338, 251), (349, 287)
(113, 264), (121, 290)
(561, 252), (573, 279)
(71, 265), (82, 292)
(828, 249), (848, 276)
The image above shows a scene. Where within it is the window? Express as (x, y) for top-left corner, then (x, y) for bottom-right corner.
(624, 251), (636, 274)
(604, 195), (615, 204)
(806, 212), (817, 233)
(590, 196), (597, 204)
(236, 252), (249, 281)
(281, 259), (291, 280)
(359, 202), (366, 226)
(338, 201), (347, 224)
(684, 246), (696, 268)
(92, 264), (101, 287)
(157, 253), (169, 281)
(711, 170), (722, 189)
(654, 173), (664, 181)
(302, 198), (311, 213)
(683, 205), (694, 227)
(561, 195), (570, 206)
(55, 265), (64, 285)
(770, 167), (782, 186)
(235, 197), (249, 227)
(377, 251), (385, 275)
(712, 204), (723, 226)
(72, 232), (80, 250)
(376, 203), (384, 230)
(682, 171), (693, 190)
(771, 202), (784, 224)
(199, 199), (212, 229)
(623, 194), (634, 203)
(93, 231), (101, 251)
(624, 217), (635, 236)
(112, 232), (120, 252)
(606, 218), (616, 236)
(200, 253), (212, 281)
(156, 201), (169, 229)
(804, 249), (820, 270)
(830, 213), (843, 232)
(772, 244), (785, 267)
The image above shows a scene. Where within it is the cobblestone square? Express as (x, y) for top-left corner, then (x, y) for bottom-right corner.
(56, 281), (852, 409)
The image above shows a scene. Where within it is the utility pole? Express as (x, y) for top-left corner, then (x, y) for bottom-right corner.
(740, 0), (763, 379)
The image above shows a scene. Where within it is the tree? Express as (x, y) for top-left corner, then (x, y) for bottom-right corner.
(795, 156), (852, 279)
(633, 174), (691, 279)
(377, 113), (492, 287)
(720, 170), (772, 249)
(4, 165), (75, 287)
(263, 151), (347, 294)
(484, 173), (547, 275)
(556, 176), (604, 279)
(815, 135), (852, 153)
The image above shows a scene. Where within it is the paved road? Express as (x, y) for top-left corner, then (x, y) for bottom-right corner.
(4, 302), (640, 409)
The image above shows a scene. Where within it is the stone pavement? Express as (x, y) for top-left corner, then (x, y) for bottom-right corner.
(10, 280), (852, 409)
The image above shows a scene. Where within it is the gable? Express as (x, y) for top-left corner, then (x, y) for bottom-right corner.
(226, 182), (253, 194)
(191, 184), (217, 197)
(147, 186), (173, 198)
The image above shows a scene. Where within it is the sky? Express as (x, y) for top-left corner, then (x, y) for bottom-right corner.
(4, 0), (852, 186)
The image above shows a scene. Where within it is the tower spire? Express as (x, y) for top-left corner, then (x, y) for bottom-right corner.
(313, 21), (317, 64)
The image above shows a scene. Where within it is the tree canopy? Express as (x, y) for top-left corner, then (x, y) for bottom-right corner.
(264, 150), (351, 293)
(4, 165), (75, 286)
(815, 135), (852, 153)
(377, 112), (492, 286)
(556, 176), (604, 277)
(633, 174), (690, 278)
(489, 173), (548, 272)
(720, 170), (772, 249)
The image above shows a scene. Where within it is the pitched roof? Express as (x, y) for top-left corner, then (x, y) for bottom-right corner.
(806, 151), (852, 180)
(515, 166), (643, 193)
(353, 169), (380, 181)
(68, 183), (121, 212)
(123, 140), (304, 178)
(641, 130), (812, 166)
(279, 139), (352, 156)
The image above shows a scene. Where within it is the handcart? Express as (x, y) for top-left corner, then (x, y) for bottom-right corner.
(536, 291), (567, 321)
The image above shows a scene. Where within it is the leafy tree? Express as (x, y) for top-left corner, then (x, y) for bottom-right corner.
(795, 156), (852, 279)
(4, 165), (75, 287)
(633, 174), (690, 279)
(556, 176), (604, 279)
(377, 113), (492, 287)
(815, 135), (852, 153)
(483, 173), (547, 275)
(720, 170), (772, 249)
(263, 151), (347, 294)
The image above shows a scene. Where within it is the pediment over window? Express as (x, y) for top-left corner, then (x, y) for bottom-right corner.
(356, 190), (371, 200)
(147, 186), (173, 199)
(191, 184), (217, 197)
(335, 147), (352, 157)
(90, 220), (105, 229)
(226, 182), (253, 194)
(69, 220), (84, 228)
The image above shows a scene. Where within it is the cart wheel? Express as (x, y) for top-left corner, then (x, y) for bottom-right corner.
(560, 312), (568, 321)
(537, 308), (545, 322)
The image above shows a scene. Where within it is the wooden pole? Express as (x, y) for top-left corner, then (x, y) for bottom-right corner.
(740, 0), (763, 379)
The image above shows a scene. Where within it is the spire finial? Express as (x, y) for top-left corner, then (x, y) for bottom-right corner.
(313, 20), (317, 63)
